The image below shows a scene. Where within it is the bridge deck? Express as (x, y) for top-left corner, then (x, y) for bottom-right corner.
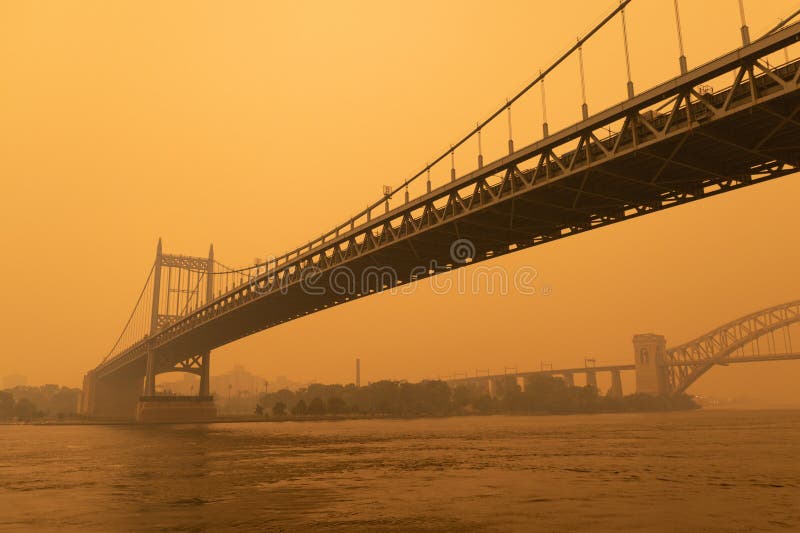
(447, 364), (635, 386)
(95, 23), (800, 380)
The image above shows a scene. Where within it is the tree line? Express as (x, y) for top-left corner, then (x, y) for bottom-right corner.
(256, 375), (697, 418)
(0, 385), (81, 421)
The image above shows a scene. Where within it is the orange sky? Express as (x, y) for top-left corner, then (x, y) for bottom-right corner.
(1, 0), (799, 404)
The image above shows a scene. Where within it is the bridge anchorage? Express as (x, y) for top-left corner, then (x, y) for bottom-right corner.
(81, 2), (800, 421)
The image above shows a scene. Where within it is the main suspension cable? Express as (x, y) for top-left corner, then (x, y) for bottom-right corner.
(101, 261), (156, 363)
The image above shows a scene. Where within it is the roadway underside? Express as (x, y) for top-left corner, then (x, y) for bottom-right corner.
(151, 84), (799, 368)
(90, 43), (800, 382)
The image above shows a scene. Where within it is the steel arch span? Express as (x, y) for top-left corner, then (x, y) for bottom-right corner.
(664, 299), (800, 393)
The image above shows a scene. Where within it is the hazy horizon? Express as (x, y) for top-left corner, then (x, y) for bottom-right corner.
(2, 0), (798, 404)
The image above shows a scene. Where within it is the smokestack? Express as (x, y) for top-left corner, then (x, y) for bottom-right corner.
(356, 358), (361, 388)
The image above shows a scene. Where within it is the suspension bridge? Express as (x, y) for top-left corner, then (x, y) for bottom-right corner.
(79, 1), (800, 420)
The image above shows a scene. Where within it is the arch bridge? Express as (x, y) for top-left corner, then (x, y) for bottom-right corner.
(447, 299), (800, 398)
(635, 299), (800, 395)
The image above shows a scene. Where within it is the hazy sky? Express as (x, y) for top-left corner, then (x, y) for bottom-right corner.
(1, 0), (798, 403)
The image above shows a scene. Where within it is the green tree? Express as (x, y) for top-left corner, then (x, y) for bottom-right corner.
(272, 401), (287, 417)
(6, 385), (81, 416)
(326, 396), (347, 414)
(254, 404), (264, 416)
(50, 387), (80, 415)
(14, 398), (38, 420)
(474, 394), (495, 413)
(0, 391), (14, 420)
(307, 397), (326, 415)
(291, 399), (307, 416)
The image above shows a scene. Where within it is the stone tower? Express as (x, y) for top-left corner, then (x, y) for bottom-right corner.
(632, 333), (668, 395)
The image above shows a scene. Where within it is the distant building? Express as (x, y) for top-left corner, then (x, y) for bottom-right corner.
(155, 374), (197, 396)
(270, 375), (306, 392)
(211, 365), (265, 400)
(2, 375), (27, 389)
(155, 367), (309, 411)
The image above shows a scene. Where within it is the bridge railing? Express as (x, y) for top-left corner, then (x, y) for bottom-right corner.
(99, 1), (800, 368)
(149, 26), (800, 356)
(207, 1), (800, 288)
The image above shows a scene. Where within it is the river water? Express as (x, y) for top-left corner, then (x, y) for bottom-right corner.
(0, 410), (798, 532)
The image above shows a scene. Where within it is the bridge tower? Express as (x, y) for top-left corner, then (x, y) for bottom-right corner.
(138, 240), (217, 422)
(632, 333), (668, 395)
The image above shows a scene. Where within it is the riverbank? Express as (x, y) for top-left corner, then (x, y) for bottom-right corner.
(3, 401), (701, 426)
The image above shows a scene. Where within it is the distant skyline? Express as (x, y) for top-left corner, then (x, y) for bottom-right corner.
(1, 0), (799, 404)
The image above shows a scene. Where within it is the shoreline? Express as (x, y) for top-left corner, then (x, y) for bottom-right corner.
(0, 405), (708, 426)
(11, 404), (800, 428)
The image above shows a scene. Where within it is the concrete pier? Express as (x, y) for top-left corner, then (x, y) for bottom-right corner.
(136, 396), (217, 423)
(608, 370), (623, 398)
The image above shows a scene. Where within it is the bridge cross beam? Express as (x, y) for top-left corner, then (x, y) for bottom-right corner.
(143, 239), (215, 399)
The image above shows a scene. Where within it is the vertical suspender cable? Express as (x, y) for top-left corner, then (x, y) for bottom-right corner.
(578, 42), (588, 120)
(507, 99), (514, 154)
(166, 266), (172, 316)
(541, 71), (549, 137)
(621, 6), (634, 98)
(738, 0), (750, 46)
(276, 0), (630, 253)
(674, 0), (688, 74)
(176, 266), (182, 315)
(477, 125), (484, 168)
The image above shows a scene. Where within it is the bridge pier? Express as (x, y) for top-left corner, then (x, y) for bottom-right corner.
(491, 375), (520, 397)
(486, 378), (494, 398)
(199, 350), (211, 397)
(80, 371), (96, 415)
(608, 369), (623, 398)
(585, 370), (598, 390)
(85, 370), (144, 419)
(135, 349), (217, 423)
(561, 372), (575, 387)
(144, 347), (157, 396)
(137, 396), (216, 423)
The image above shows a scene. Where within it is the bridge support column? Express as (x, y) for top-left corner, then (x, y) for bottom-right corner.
(608, 370), (623, 398)
(144, 347), (157, 397)
(585, 371), (598, 389)
(199, 350), (211, 397)
(561, 372), (575, 387)
(633, 333), (668, 395)
(491, 376), (519, 398)
(88, 371), (144, 419)
(79, 371), (96, 415)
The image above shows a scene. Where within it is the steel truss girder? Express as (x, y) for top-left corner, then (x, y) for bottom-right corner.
(161, 254), (209, 271)
(664, 300), (800, 393)
(156, 353), (205, 375)
(95, 23), (800, 378)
